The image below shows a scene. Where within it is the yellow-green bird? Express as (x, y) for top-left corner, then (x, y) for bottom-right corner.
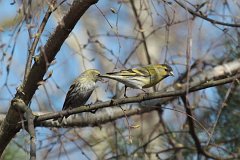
(58, 69), (101, 123)
(99, 64), (174, 97)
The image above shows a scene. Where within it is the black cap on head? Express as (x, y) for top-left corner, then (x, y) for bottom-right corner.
(161, 64), (174, 76)
(162, 64), (172, 71)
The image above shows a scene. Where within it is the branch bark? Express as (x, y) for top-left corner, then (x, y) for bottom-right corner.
(32, 58), (240, 123)
(0, 59), (239, 129)
(1, 73), (238, 129)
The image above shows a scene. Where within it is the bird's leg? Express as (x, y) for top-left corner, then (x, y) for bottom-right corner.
(87, 103), (92, 108)
(110, 99), (116, 105)
(124, 86), (128, 98)
(110, 98), (120, 106)
(87, 103), (98, 113)
(95, 99), (103, 103)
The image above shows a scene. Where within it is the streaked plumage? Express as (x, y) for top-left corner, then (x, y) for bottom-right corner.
(99, 64), (174, 97)
(58, 69), (100, 123)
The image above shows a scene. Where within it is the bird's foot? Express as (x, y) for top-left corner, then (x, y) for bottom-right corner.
(110, 99), (119, 105)
(124, 93), (128, 98)
(87, 103), (92, 108)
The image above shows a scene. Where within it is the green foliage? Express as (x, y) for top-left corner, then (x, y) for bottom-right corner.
(2, 141), (28, 160)
(216, 84), (240, 152)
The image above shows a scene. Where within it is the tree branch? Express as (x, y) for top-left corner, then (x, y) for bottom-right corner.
(0, 0), (98, 156)
(16, 100), (36, 160)
(0, 59), (239, 128)
(174, 0), (240, 27)
(34, 72), (240, 125)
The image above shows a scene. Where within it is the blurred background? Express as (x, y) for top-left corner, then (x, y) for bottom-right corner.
(0, 0), (240, 159)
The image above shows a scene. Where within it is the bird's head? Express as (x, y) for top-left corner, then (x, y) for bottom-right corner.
(82, 69), (101, 82)
(155, 64), (174, 77)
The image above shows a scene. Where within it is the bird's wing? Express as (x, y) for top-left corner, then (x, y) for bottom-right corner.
(100, 73), (149, 89)
(131, 67), (150, 77)
(105, 67), (150, 77)
(62, 86), (75, 110)
(62, 83), (94, 110)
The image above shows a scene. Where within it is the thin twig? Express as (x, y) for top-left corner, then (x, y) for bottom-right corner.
(24, 0), (57, 83)
(13, 99), (36, 160)
(119, 105), (133, 143)
(129, 0), (151, 64)
(181, 96), (204, 157)
(207, 81), (236, 145)
(174, 0), (240, 27)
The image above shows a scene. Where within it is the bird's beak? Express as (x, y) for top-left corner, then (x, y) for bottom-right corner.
(169, 71), (174, 76)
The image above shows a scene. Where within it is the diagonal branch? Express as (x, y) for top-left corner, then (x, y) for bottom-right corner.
(181, 96), (204, 156)
(174, 0), (240, 27)
(33, 58), (240, 123)
(0, 0), (99, 156)
(0, 73), (238, 129)
(35, 72), (240, 124)
(16, 99), (36, 160)
(207, 81), (236, 145)
(129, 0), (151, 64)
(23, 0), (57, 83)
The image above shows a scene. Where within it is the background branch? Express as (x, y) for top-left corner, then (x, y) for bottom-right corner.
(174, 0), (240, 27)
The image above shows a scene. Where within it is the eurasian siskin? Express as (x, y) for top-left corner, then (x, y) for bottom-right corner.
(58, 69), (101, 123)
(99, 64), (174, 97)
